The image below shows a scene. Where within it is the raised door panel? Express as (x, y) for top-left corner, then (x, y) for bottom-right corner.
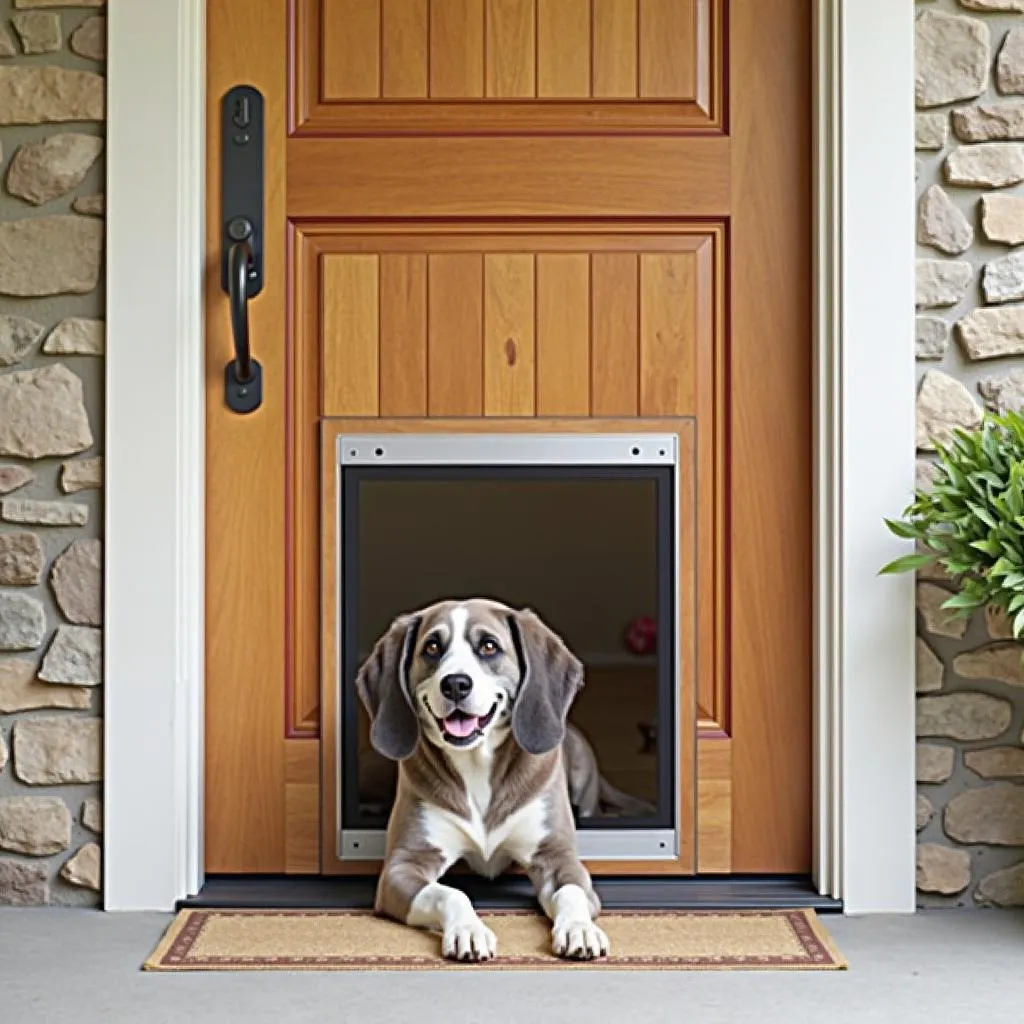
(294, 0), (722, 133)
(292, 225), (720, 747)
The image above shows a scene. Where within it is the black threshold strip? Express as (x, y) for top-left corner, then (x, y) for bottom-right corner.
(180, 874), (842, 914)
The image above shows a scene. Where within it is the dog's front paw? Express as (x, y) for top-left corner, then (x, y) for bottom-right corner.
(552, 918), (610, 961)
(442, 918), (498, 962)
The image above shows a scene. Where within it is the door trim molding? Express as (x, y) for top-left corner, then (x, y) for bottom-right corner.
(104, 0), (206, 910)
(104, 0), (916, 911)
(812, 0), (916, 913)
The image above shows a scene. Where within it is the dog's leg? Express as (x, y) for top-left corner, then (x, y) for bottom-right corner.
(527, 836), (609, 960)
(376, 853), (497, 963)
(408, 881), (497, 963)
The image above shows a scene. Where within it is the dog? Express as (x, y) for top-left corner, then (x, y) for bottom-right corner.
(355, 598), (613, 962)
(358, 713), (655, 821)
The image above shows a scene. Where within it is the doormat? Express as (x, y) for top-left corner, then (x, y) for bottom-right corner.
(144, 908), (847, 972)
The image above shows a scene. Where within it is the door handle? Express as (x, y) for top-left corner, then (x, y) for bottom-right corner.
(221, 85), (265, 415)
(225, 239), (263, 414)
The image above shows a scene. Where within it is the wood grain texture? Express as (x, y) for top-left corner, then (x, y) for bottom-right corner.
(697, 737), (732, 873)
(729, 0), (812, 873)
(591, 253), (639, 416)
(320, 417), (698, 877)
(640, 0), (696, 98)
(293, 0), (723, 134)
(205, 0), (287, 872)
(697, 232), (724, 733)
(379, 254), (428, 416)
(213, 0), (810, 882)
(484, 253), (535, 416)
(322, 255), (380, 417)
(382, 0), (428, 97)
(322, 0), (381, 98)
(430, 0), (485, 97)
(536, 254), (590, 415)
(287, 138), (730, 219)
(290, 229), (324, 737)
(285, 739), (322, 873)
(537, 0), (590, 98)
(593, 0), (637, 98)
(640, 253), (697, 416)
(427, 254), (484, 416)
(486, 0), (536, 98)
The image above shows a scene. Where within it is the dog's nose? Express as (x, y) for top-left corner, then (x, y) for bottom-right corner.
(440, 673), (473, 702)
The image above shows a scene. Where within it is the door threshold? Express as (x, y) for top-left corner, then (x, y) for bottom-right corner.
(180, 874), (842, 913)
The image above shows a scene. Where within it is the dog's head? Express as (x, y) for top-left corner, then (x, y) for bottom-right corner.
(355, 599), (584, 760)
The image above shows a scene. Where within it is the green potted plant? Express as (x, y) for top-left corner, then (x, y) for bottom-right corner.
(881, 410), (1024, 642)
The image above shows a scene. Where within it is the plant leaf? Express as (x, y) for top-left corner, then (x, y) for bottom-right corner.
(879, 553), (935, 575)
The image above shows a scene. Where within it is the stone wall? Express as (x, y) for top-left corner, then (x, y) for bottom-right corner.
(915, 0), (1024, 907)
(0, 0), (104, 907)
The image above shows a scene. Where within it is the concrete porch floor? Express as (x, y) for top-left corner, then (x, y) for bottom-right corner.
(1, 909), (1022, 1024)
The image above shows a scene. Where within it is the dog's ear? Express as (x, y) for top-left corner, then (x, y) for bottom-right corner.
(508, 608), (584, 756)
(355, 614), (422, 761)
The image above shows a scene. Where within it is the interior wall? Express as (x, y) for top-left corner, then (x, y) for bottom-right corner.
(356, 479), (660, 662)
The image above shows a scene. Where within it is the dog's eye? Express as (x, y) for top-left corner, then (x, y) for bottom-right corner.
(478, 637), (500, 658)
(422, 638), (442, 659)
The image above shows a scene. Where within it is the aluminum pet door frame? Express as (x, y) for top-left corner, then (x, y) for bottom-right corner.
(334, 433), (683, 862)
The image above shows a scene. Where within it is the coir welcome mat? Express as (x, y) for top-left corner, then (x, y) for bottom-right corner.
(144, 908), (847, 972)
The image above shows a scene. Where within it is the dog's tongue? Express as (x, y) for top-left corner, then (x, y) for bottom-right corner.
(443, 714), (479, 739)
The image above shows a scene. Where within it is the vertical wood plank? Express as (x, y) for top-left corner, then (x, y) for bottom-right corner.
(593, 0), (637, 98)
(322, 255), (380, 416)
(536, 253), (590, 415)
(485, 0), (536, 98)
(591, 252), (639, 416)
(284, 739), (321, 874)
(697, 737), (733, 874)
(484, 253), (535, 415)
(640, 253), (696, 416)
(430, 0), (485, 97)
(537, 0), (590, 98)
(380, 254), (427, 415)
(322, 0), (382, 99)
(730, 0), (812, 873)
(428, 254), (484, 415)
(382, 0), (428, 97)
(205, 0), (289, 873)
(639, 0), (696, 98)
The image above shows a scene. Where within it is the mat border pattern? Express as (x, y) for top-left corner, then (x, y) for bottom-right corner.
(144, 908), (848, 972)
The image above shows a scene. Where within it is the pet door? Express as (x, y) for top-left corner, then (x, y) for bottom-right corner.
(334, 434), (681, 861)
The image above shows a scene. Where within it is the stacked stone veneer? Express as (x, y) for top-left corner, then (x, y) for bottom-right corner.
(0, 0), (105, 907)
(915, 0), (1024, 908)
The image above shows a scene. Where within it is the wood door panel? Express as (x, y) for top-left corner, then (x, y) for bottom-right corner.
(206, 0), (811, 878)
(290, 224), (720, 792)
(310, 228), (714, 428)
(382, 0), (429, 98)
(322, 255), (380, 416)
(484, 253), (536, 415)
(729, 0), (812, 872)
(286, 138), (730, 218)
(379, 254), (428, 416)
(294, 0), (722, 133)
(535, 254), (590, 415)
(427, 254), (485, 415)
(486, 0), (536, 98)
(205, 0), (289, 873)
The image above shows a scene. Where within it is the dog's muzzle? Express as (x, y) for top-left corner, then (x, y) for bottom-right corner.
(435, 703), (500, 747)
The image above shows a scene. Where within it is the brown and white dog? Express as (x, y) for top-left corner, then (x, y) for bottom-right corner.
(355, 598), (609, 962)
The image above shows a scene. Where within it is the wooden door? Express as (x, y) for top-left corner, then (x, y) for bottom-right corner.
(205, 0), (811, 878)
